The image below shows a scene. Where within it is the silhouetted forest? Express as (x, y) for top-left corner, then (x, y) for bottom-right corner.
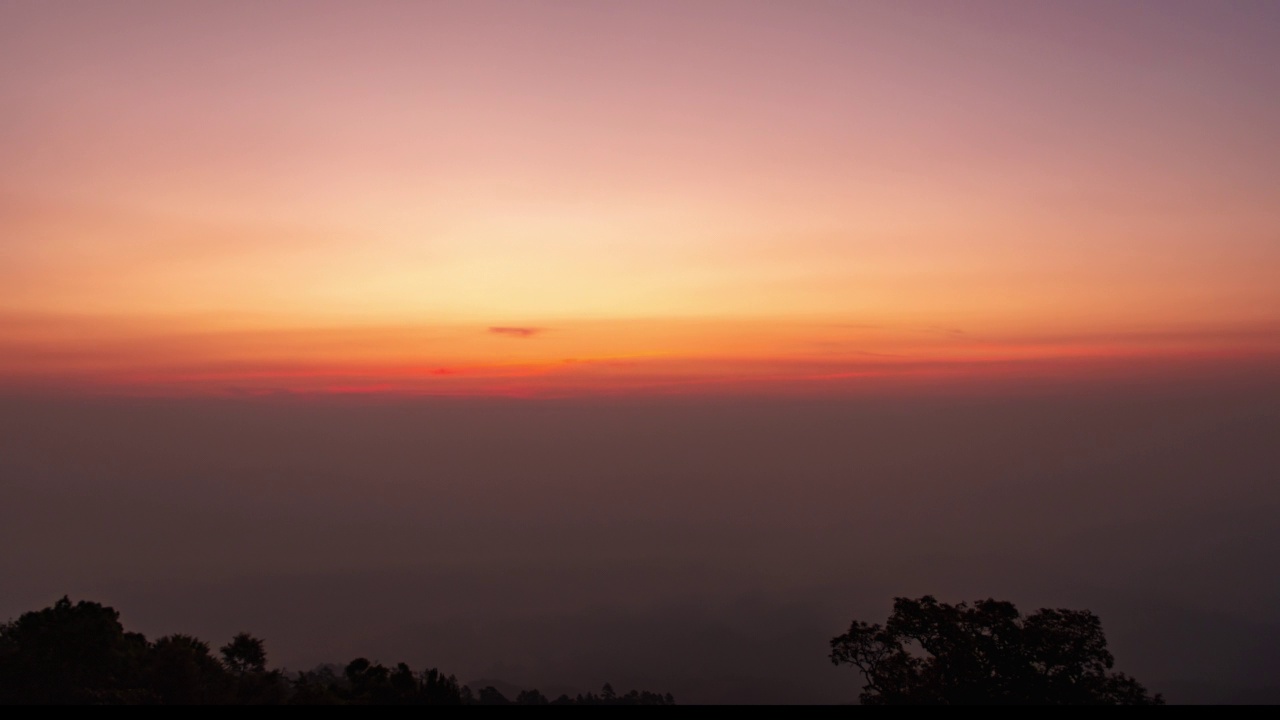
(1, 595), (1165, 704)
(0, 597), (674, 705)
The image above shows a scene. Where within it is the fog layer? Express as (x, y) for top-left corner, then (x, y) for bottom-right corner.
(2, 381), (1278, 702)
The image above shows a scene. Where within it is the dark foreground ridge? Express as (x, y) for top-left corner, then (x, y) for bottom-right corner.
(0, 597), (674, 705)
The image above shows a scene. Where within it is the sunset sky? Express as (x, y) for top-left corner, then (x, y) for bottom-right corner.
(5, 3), (1280, 704)
(3, 0), (1279, 397)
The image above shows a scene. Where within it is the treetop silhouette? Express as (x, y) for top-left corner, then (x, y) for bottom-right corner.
(0, 596), (673, 705)
(830, 595), (1163, 705)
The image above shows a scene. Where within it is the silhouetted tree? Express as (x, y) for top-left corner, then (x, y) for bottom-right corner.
(0, 596), (149, 704)
(475, 685), (511, 705)
(322, 658), (462, 705)
(562, 684), (674, 705)
(515, 688), (549, 705)
(288, 665), (344, 705)
(220, 633), (266, 675)
(829, 595), (1163, 705)
(418, 667), (463, 705)
(343, 657), (392, 704)
(148, 634), (228, 704)
(218, 632), (285, 704)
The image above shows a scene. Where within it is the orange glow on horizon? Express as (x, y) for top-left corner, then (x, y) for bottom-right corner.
(2, 313), (1277, 398)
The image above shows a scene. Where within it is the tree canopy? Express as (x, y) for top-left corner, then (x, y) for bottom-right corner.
(0, 596), (673, 705)
(829, 595), (1163, 705)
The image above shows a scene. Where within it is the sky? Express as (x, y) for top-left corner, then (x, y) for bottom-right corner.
(3, 0), (1279, 397)
(2, 1), (1280, 704)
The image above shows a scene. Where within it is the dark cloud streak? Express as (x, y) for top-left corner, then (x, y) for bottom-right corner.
(488, 326), (543, 338)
